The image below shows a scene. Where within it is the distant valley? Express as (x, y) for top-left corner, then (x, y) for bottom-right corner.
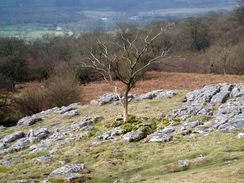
(0, 0), (238, 38)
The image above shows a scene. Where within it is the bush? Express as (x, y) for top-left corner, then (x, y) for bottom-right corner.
(45, 63), (81, 107)
(14, 86), (47, 115)
(0, 94), (21, 127)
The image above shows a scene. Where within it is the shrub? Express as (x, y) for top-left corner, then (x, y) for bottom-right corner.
(45, 63), (81, 107)
(121, 123), (135, 132)
(14, 86), (46, 115)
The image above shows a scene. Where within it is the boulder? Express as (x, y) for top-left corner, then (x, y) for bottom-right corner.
(148, 128), (175, 143)
(155, 90), (177, 100)
(8, 138), (30, 152)
(2, 131), (25, 143)
(29, 140), (53, 154)
(123, 131), (145, 142)
(17, 116), (43, 126)
(231, 84), (244, 98)
(136, 91), (157, 100)
(29, 128), (49, 140)
(98, 128), (125, 141)
(178, 160), (190, 168)
(63, 110), (80, 118)
(218, 119), (244, 133)
(54, 106), (77, 114)
(149, 134), (172, 143)
(91, 93), (119, 105)
(49, 163), (85, 182)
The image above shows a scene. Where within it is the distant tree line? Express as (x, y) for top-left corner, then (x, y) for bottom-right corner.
(0, 7), (243, 90)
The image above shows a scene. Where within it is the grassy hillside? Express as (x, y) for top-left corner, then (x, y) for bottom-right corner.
(0, 90), (244, 182)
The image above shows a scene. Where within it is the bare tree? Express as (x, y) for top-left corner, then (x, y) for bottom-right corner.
(82, 28), (171, 122)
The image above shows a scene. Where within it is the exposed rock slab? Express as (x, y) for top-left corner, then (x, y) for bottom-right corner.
(123, 131), (145, 142)
(2, 131), (25, 143)
(49, 163), (85, 182)
(17, 116), (43, 126)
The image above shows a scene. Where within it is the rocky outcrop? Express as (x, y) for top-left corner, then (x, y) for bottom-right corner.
(29, 128), (49, 142)
(148, 128), (175, 142)
(2, 131), (25, 143)
(90, 89), (177, 106)
(49, 163), (86, 182)
(123, 131), (145, 142)
(136, 89), (177, 101)
(90, 93), (120, 105)
(71, 115), (103, 131)
(1, 83), (244, 182)
(97, 128), (125, 141)
(17, 116), (43, 126)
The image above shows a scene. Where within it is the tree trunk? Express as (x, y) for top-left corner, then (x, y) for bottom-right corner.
(122, 85), (130, 122)
(123, 97), (129, 122)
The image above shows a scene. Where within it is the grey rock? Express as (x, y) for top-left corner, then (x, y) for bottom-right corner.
(193, 156), (205, 162)
(136, 89), (176, 100)
(50, 164), (85, 175)
(148, 135), (173, 143)
(210, 90), (230, 104)
(231, 84), (244, 98)
(36, 155), (52, 163)
(71, 115), (103, 130)
(49, 163), (85, 182)
(8, 138), (30, 152)
(29, 138), (53, 154)
(113, 180), (122, 183)
(161, 127), (175, 134)
(17, 116), (43, 126)
(2, 156), (23, 166)
(30, 128), (49, 140)
(63, 109), (80, 118)
(218, 119), (244, 133)
(210, 84), (232, 103)
(2, 131), (25, 143)
(123, 131), (145, 142)
(16, 179), (36, 183)
(91, 92), (119, 105)
(155, 90), (177, 100)
(98, 128), (125, 141)
(136, 91), (157, 100)
(54, 106), (77, 114)
(191, 121), (204, 128)
(148, 128), (175, 143)
(186, 84), (221, 104)
(178, 160), (190, 168)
